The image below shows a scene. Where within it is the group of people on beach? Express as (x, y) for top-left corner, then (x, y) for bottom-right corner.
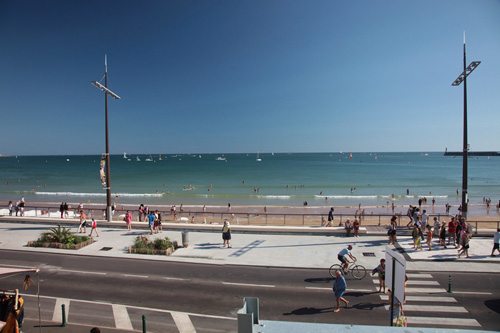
(7, 198), (25, 217)
(402, 205), (475, 258)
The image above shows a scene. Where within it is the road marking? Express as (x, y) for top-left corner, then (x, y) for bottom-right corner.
(371, 278), (439, 286)
(380, 295), (457, 302)
(406, 273), (433, 279)
(20, 293), (236, 321)
(406, 316), (481, 327)
(405, 287), (447, 293)
(306, 287), (331, 291)
(172, 311), (197, 333)
(222, 282), (274, 288)
(112, 304), (133, 330)
(450, 291), (492, 295)
(123, 274), (149, 279)
(163, 277), (189, 281)
(384, 304), (467, 313)
(58, 269), (107, 275)
(52, 298), (70, 323)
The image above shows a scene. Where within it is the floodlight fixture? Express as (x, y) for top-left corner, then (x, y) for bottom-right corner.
(90, 81), (121, 99)
(451, 61), (481, 86)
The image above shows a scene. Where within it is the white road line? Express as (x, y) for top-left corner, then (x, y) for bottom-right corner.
(305, 287), (331, 291)
(379, 295), (457, 302)
(451, 291), (492, 295)
(384, 304), (468, 313)
(222, 282), (274, 288)
(52, 298), (70, 323)
(20, 293), (236, 321)
(163, 277), (189, 281)
(406, 273), (433, 279)
(58, 269), (107, 275)
(406, 316), (481, 327)
(112, 304), (133, 330)
(171, 311), (197, 333)
(405, 287), (448, 293)
(123, 274), (149, 279)
(371, 278), (439, 286)
(407, 280), (440, 286)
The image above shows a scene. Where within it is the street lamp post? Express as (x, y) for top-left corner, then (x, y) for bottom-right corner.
(91, 56), (121, 222)
(451, 35), (480, 219)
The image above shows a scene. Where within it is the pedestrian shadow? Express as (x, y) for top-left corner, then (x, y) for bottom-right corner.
(283, 306), (335, 316)
(351, 302), (386, 310)
(120, 231), (147, 236)
(304, 277), (334, 284)
(345, 291), (378, 298)
(195, 242), (223, 249)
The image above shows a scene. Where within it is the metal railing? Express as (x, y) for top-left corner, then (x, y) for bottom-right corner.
(2, 206), (499, 234)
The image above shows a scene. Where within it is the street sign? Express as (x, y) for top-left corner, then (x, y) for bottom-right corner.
(385, 246), (406, 325)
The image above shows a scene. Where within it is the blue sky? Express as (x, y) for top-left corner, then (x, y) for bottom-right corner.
(1, 0), (499, 155)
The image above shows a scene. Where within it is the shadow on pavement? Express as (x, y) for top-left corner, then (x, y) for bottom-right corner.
(283, 307), (335, 316)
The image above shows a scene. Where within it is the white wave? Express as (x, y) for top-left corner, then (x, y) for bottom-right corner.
(256, 195), (291, 199)
(35, 191), (162, 197)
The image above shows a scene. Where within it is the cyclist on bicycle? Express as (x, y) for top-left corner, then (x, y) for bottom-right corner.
(338, 245), (356, 272)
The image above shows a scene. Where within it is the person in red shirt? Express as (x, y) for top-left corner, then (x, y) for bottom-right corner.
(448, 217), (457, 247)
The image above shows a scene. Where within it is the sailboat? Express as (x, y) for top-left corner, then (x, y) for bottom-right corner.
(123, 152), (127, 159)
(136, 156), (141, 162)
(256, 152), (262, 162)
(145, 154), (153, 162)
(158, 154), (162, 161)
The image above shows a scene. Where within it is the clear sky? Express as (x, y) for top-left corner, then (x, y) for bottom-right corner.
(1, 0), (499, 155)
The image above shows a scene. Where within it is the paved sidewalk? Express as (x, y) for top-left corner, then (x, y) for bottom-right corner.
(0, 217), (498, 273)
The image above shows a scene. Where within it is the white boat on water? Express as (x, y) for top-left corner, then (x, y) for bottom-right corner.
(215, 156), (227, 161)
(145, 154), (154, 162)
(123, 152), (127, 159)
(136, 156), (141, 162)
(256, 152), (262, 162)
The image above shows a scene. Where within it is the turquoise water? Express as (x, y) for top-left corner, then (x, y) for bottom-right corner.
(1, 152), (499, 209)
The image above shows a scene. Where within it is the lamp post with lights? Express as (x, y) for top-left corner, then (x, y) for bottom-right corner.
(91, 56), (121, 222)
(451, 36), (480, 219)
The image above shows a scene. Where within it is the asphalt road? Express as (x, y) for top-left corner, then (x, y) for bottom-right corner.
(1, 249), (499, 332)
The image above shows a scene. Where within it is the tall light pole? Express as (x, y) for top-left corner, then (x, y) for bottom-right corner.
(91, 55), (121, 222)
(451, 34), (480, 219)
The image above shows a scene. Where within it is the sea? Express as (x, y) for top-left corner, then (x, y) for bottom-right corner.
(1, 152), (499, 214)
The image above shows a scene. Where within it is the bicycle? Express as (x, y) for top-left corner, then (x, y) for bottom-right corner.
(329, 258), (366, 280)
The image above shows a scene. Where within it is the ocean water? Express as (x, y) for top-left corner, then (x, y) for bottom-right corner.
(1, 152), (499, 210)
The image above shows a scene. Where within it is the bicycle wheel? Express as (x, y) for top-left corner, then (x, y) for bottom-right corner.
(351, 264), (367, 280)
(329, 264), (343, 278)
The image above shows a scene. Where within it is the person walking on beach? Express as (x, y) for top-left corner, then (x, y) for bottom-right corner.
(89, 218), (99, 237)
(439, 223), (447, 248)
(125, 211), (132, 231)
(78, 210), (87, 234)
(8, 201), (13, 216)
(491, 229), (500, 257)
(222, 220), (231, 248)
(138, 204), (144, 222)
(148, 211), (155, 235)
(426, 225), (433, 251)
(458, 230), (471, 258)
(326, 207), (334, 227)
(448, 217), (457, 247)
(332, 270), (349, 312)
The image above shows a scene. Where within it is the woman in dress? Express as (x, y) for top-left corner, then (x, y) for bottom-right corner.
(458, 230), (471, 258)
(439, 224), (447, 248)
